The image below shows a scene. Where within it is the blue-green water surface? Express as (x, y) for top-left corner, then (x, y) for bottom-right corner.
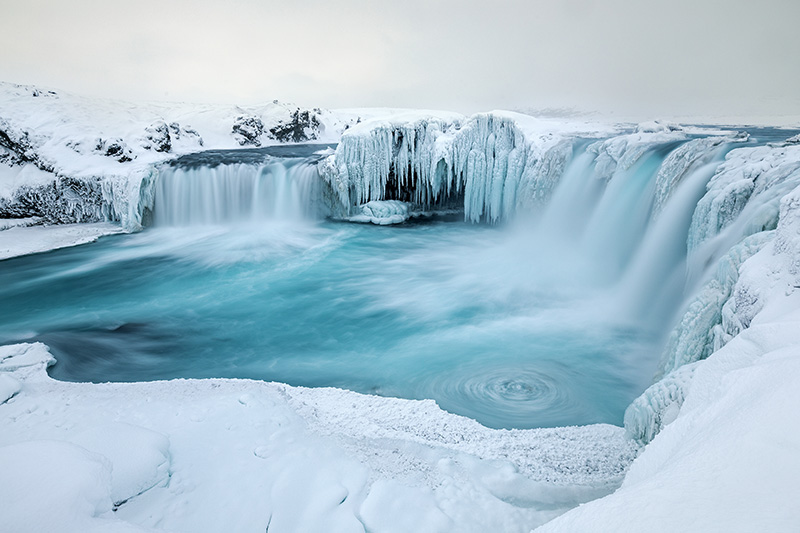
(0, 219), (658, 429)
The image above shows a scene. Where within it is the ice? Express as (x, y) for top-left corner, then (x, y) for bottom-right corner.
(651, 133), (746, 216)
(656, 231), (771, 378)
(320, 112), (612, 223)
(537, 185), (800, 530)
(536, 323), (800, 532)
(687, 141), (800, 255)
(0, 222), (124, 261)
(4, 82), (800, 531)
(0, 342), (637, 533)
(624, 182), (800, 446)
(346, 200), (410, 225)
(0, 82), (359, 231)
(586, 129), (687, 183)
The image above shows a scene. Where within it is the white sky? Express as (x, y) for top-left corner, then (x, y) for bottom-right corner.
(2, 0), (799, 121)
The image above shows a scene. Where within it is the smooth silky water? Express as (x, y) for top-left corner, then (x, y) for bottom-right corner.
(3, 134), (775, 429)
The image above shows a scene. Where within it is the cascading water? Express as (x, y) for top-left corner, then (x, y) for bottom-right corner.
(2, 128), (796, 431)
(154, 159), (323, 226)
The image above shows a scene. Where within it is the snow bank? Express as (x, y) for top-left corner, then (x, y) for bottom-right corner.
(623, 140), (800, 444)
(0, 441), (153, 532)
(0, 222), (123, 260)
(536, 320), (800, 532)
(0, 342), (637, 533)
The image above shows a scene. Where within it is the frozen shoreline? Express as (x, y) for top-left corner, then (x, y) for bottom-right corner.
(0, 222), (123, 260)
(0, 342), (636, 533)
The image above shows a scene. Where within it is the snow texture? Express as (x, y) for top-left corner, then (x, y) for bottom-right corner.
(0, 222), (123, 260)
(585, 128), (686, 183)
(0, 343), (637, 533)
(651, 133), (747, 217)
(657, 231), (772, 379)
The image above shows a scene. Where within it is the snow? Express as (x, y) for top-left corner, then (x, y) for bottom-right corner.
(0, 162), (54, 198)
(0, 374), (20, 404)
(346, 200), (411, 225)
(688, 142), (800, 254)
(651, 133), (747, 216)
(0, 222), (123, 260)
(586, 129), (688, 183)
(0, 440), (152, 533)
(0, 342), (637, 533)
(656, 231), (771, 380)
(537, 312), (800, 533)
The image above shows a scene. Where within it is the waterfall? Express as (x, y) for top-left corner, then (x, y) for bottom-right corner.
(153, 159), (322, 226)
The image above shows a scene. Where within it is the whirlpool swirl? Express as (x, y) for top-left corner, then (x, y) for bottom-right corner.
(410, 360), (590, 429)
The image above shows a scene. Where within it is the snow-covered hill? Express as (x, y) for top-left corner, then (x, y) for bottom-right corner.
(0, 82), (370, 229)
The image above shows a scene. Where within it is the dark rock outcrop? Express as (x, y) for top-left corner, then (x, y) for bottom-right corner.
(268, 109), (321, 143)
(145, 121), (172, 152)
(232, 115), (265, 146)
(95, 138), (134, 162)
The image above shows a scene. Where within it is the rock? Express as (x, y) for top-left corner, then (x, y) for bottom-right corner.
(268, 109), (321, 143)
(145, 121), (172, 152)
(94, 138), (134, 162)
(232, 115), (264, 146)
(180, 124), (204, 146)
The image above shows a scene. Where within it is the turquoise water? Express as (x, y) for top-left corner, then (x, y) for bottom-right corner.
(0, 218), (658, 429)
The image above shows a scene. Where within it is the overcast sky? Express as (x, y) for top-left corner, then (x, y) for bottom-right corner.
(2, 0), (799, 121)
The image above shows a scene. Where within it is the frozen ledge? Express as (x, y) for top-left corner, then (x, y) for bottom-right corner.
(0, 342), (637, 533)
(0, 222), (124, 260)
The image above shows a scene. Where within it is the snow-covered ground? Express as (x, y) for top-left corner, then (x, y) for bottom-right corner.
(0, 222), (122, 260)
(3, 84), (800, 531)
(0, 342), (636, 533)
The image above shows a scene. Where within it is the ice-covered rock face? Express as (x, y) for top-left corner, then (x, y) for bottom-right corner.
(320, 113), (586, 223)
(688, 143), (800, 254)
(625, 142), (800, 444)
(651, 134), (748, 217)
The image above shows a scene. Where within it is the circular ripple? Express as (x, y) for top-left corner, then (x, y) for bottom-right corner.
(412, 362), (586, 429)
